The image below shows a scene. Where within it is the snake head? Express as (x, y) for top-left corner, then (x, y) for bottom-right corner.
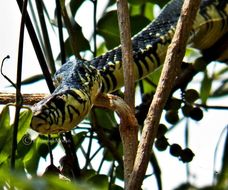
(31, 60), (102, 134)
(30, 88), (92, 134)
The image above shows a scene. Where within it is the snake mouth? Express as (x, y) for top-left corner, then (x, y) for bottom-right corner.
(30, 115), (51, 134)
(30, 115), (68, 134)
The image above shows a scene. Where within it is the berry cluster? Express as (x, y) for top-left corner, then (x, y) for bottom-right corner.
(155, 124), (195, 163)
(181, 89), (203, 121)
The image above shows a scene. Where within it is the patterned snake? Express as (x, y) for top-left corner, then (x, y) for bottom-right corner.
(31, 0), (228, 134)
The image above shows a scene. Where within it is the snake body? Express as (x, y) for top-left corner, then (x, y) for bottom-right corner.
(31, 0), (228, 134)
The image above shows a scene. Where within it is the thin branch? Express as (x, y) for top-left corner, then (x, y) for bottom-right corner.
(56, 0), (66, 64)
(116, 0), (138, 186)
(1, 92), (228, 110)
(11, 0), (28, 171)
(92, 0), (98, 57)
(0, 92), (47, 105)
(16, 0), (55, 92)
(35, 0), (56, 74)
(94, 93), (138, 185)
(116, 0), (135, 111)
(127, 0), (201, 189)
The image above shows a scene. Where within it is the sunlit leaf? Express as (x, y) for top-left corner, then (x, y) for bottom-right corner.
(16, 109), (33, 141)
(142, 66), (163, 93)
(0, 106), (11, 151)
(200, 71), (212, 104)
(0, 109), (32, 165)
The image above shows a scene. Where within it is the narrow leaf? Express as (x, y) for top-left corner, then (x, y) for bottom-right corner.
(200, 71), (212, 104)
(0, 106), (11, 151)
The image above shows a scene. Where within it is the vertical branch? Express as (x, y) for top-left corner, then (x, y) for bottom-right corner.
(127, 0), (201, 189)
(16, 0), (55, 92)
(35, 0), (56, 74)
(56, 0), (66, 64)
(116, 0), (135, 111)
(116, 0), (138, 187)
(11, 0), (28, 170)
(92, 0), (97, 57)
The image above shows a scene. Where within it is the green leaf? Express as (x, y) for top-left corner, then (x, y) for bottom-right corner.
(144, 2), (156, 20)
(97, 11), (120, 49)
(128, 0), (148, 5)
(16, 109), (33, 142)
(21, 74), (44, 85)
(130, 15), (150, 35)
(97, 10), (150, 50)
(88, 174), (109, 190)
(0, 109), (32, 165)
(17, 134), (33, 158)
(92, 108), (117, 129)
(212, 79), (228, 97)
(96, 42), (108, 56)
(0, 106), (11, 151)
(151, 0), (171, 7)
(200, 71), (212, 104)
(142, 65), (163, 93)
(67, 0), (84, 17)
(110, 184), (124, 190)
(72, 131), (87, 150)
(23, 140), (41, 175)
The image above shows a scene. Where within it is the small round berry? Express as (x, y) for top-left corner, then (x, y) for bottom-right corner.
(181, 104), (193, 117)
(165, 98), (182, 111)
(156, 124), (168, 139)
(180, 148), (195, 163)
(169, 143), (182, 157)
(189, 107), (203, 121)
(165, 110), (179, 124)
(185, 89), (199, 103)
(155, 136), (169, 151)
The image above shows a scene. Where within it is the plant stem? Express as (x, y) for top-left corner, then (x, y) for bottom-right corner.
(11, 0), (28, 171)
(127, 0), (201, 189)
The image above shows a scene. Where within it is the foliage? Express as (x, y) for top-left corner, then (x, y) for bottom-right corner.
(0, 0), (227, 189)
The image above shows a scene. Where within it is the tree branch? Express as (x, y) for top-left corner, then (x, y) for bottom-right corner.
(116, 0), (138, 186)
(127, 0), (201, 189)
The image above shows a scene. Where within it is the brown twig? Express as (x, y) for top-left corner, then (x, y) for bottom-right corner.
(116, 0), (135, 110)
(1, 91), (227, 110)
(94, 93), (138, 183)
(0, 92), (47, 106)
(116, 0), (138, 186)
(127, 0), (201, 189)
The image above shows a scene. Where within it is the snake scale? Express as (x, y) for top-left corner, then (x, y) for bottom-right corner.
(31, 0), (228, 134)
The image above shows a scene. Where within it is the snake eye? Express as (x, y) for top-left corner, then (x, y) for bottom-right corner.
(43, 109), (50, 115)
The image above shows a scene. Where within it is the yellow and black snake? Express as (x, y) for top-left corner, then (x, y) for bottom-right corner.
(31, 0), (228, 134)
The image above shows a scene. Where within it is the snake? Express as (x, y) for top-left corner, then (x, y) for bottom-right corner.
(31, 0), (228, 134)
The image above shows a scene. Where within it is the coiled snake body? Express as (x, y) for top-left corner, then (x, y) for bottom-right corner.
(31, 0), (228, 134)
